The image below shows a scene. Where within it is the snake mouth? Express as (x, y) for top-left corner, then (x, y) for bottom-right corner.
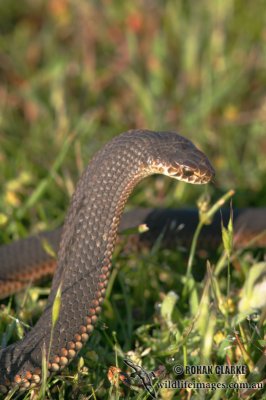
(166, 165), (213, 184)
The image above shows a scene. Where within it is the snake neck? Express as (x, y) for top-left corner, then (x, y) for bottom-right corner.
(0, 132), (154, 386)
(51, 141), (150, 297)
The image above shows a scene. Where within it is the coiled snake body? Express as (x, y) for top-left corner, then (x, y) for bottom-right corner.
(0, 130), (215, 392)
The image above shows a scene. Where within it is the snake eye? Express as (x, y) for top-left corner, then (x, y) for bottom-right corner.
(183, 168), (194, 177)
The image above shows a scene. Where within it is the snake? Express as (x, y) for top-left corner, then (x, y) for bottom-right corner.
(0, 207), (265, 302)
(0, 129), (262, 394)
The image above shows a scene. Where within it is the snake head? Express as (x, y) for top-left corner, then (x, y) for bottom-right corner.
(147, 132), (215, 184)
(166, 151), (215, 184)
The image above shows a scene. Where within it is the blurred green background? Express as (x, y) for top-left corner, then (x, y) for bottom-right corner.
(0, 2), (265, 398)
(1, 0), (266, 240)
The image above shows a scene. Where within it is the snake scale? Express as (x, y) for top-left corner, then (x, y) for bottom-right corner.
(0, 128), (239, 393)
(1, 208), (266, 302)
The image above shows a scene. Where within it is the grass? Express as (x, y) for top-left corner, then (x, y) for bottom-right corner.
(0, 0), (266, 399)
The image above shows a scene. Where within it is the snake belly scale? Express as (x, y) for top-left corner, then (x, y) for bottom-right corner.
(0, 130), (214, 392)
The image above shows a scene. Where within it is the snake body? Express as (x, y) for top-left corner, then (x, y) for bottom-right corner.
(0, 129), (215, 391)
(1, 207), (266, 302)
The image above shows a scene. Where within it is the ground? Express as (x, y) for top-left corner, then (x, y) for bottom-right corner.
(0, 1), (265, 399)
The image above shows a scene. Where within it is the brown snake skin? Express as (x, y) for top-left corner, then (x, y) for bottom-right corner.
(0, 208), (265, 301)
(0, 130), (215, 393)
